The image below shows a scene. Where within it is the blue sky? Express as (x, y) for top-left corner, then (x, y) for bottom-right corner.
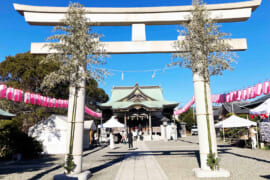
(1, 0), (270, 107)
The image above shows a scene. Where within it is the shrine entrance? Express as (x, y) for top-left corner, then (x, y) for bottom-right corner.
(99, 84), (178, 140)
(125, 108), (149, 132)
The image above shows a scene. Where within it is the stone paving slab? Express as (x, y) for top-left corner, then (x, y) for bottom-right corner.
(114, 141), (168, 180)
(145, 136), (270, 180)
(1, 137), (270, 180)
(0, 145), (128, 180)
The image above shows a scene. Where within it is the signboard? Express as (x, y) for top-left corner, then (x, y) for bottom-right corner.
(152, 126), (161, 133)
(259, 122), (270, 143)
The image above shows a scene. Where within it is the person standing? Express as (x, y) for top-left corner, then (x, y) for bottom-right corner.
(249, 125), (257, 150)
(139, 130), (143, 141)
(127, 130), (133, 149)
(133, 128), (138, 141)
(94, 132), (99, 146)
(109, 129), (115, 149)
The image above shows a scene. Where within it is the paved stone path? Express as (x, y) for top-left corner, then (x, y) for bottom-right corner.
(115, 141), (168, 180)
(1, 136), (270, 180)
(146, 136), (270, 180)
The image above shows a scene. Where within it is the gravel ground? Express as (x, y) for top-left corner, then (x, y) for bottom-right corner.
(145, 136), (270, 180)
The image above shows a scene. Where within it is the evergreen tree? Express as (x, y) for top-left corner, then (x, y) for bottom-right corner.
(178, 108), (196, 132)
(0, 52), (108, 132)
(0, 52), (66, 132)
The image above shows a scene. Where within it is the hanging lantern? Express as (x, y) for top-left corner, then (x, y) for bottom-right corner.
(241, 89), (247, 101)
(39, 96), (44, 106)
(34, 94), (39, 105)
(30, 93), (36, 105)
(220, 94), (225, 103)
(226, 93), (230, 102)
(246, 87), (252, 99)
(47, 98), (52, 107)
(236, 90), (242, 101)
(255, 83), (262, 96)
(59, 99), (63, 108)
(0, 84), (7, 98)
(50, 98), (56, 108)
(263, 81), (269, 95)
(6, 87), (14, 101)
(215, 94), (221, 103)
(43, 96), (48, 107)
(14, 89), (23, 102)
(54, 99), (59, 108)
(64, 100), (69, 108)
(24, 92), (31, 104)
(250, 86), (256, 99)
(230, 91), (236, 102)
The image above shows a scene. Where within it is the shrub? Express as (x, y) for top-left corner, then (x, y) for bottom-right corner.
(207, 153), (220, 171)
(0, 125), (42, 160)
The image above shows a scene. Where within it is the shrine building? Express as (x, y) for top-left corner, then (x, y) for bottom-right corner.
(99, 83), (178, 137)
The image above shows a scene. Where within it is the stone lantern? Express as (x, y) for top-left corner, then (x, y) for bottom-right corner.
(161, 116), (170, 141)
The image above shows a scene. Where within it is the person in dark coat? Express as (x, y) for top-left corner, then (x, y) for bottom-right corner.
(127, 130), (133, 149)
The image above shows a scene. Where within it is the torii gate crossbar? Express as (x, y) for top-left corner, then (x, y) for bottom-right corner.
(14, 0), (261, 178)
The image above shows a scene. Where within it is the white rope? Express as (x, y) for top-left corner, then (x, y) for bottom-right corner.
(91, 66), (178, 73)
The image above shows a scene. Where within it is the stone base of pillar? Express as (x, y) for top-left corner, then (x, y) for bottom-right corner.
(53, 170), (91, 180)
(193, 168), (230, 178)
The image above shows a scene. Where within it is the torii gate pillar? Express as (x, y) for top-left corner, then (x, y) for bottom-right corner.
(14, 0), (261, 179)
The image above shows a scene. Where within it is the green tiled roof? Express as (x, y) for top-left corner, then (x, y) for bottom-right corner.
(99, 84), (178, 110)
(0, 109), (15, 119)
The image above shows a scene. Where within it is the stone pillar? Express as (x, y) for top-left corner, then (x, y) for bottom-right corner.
(179, 122), (186, 138)
(149, 112), (152, 140)
(124, 113), (127, 130)
(164, 124), (168, 142)
(66, 69), (86, 174)
(193, 71), (217, 170)
(171, 122), (178, 140)
(109, 132), (115, 149)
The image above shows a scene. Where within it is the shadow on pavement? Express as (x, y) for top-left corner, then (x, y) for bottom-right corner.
(104, 149), (201, 167)
(219, 148), (270, 164)
(83, 145), (108, 157)
(178, 139), (199, 145)
(89, 154), (126, 174)
(28, 164), (62, 180)
(260, 175), (270, 179)
(0, 155), (60, 176)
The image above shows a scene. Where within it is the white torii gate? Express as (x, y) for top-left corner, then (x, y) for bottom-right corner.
(14, 0), (261, 178)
